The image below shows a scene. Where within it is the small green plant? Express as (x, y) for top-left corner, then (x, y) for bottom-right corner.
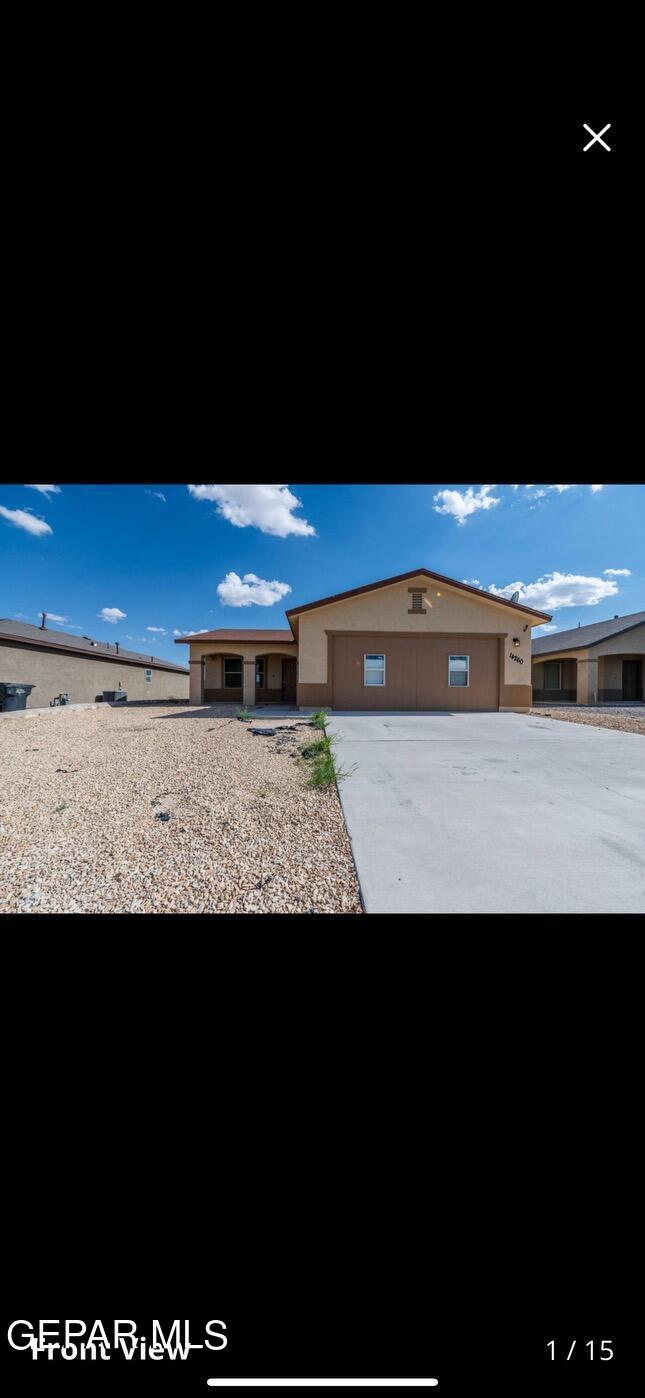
(300, 729), (355, 789)
(55, 803), (68, 813)
(300, 734), (331, 760)
(236, 707), (252, 722)
(310, 709), (329, 730)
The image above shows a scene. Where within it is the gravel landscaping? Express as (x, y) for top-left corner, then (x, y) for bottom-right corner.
(0, 706), (362, 913)
(530, 706), (645, 736)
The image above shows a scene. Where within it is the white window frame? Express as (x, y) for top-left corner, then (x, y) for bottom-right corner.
(145, 668), (152, 684)
(448, 654), (469, 687)
(223, 657), (243, 689)
(544, 661), (562, 690)
(363, 653), (386, 687)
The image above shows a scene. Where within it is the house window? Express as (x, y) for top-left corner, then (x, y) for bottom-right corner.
(255, 658), (265, 688)
(224, 658), (243, 689)
(544, 661), (562, 690)
(448, 655), (469, 686)
(145, 669), (152, 684)
(364, 653), (386, 686)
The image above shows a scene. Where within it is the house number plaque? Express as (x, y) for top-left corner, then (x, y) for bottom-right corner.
(509, 652), (524, 664)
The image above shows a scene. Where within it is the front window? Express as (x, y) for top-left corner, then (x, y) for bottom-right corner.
(544, 662), (561, 690)
(224, 658), (243, 689)
(145, 669), (152, 684)
(255, 658), (265, 688)
(364, 653), (385, 686)
(449, 655), (469, 686)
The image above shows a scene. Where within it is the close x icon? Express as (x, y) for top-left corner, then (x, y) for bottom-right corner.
(578, 117), (618, 153)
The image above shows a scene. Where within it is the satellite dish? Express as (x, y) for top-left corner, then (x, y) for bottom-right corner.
(510, 591), (520, 603)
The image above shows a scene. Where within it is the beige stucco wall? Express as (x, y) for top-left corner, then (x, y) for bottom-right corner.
(296, 575), (537, 688)
(600, 655), (622, 689)
(590, 623), (645, 657)
(0, 641), (189, 709)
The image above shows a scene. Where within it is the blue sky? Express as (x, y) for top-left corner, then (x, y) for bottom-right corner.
(0, 482), (643, 657)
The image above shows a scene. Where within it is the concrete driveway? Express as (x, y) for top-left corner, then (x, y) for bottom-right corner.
(328, 712), (645, 913)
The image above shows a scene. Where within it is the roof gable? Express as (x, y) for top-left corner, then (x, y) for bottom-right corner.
(285, 568), (551, 628)
(532, 611), (645, 656)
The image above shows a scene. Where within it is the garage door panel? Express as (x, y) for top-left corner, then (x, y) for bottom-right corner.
(416, 636), (498, 709)
(332, 634), (498, 710)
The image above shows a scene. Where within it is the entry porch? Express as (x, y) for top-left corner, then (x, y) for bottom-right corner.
(532, 653), (644, 704)
(192, 646), (298, 707)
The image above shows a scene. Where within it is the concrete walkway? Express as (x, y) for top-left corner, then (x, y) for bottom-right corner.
(328, 712), (645, 914)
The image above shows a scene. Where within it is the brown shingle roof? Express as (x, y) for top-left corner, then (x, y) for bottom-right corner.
(174, 628), (295, 644)
(532, 611), (645, 656)
(0, 619), (189, 674)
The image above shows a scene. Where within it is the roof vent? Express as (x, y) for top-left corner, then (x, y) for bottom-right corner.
(510, 591), (520, 604)
(40, 611), (47, 629)
(614, 614), (619, 619)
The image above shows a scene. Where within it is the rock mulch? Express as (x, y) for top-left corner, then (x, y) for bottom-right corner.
(530, 707), (645, 736)
(0, 707), (362, 914)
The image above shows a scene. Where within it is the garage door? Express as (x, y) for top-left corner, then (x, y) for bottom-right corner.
(332, 634), (500, 710)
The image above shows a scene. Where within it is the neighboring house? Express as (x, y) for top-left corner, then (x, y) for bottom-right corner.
(0, 619), (190, 707)
(532, 612), (645, 704)
(176, 568), (550, 711)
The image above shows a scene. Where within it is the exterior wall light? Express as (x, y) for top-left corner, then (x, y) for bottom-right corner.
(436, 591), (442, 596)
(513, 637), (520, 647)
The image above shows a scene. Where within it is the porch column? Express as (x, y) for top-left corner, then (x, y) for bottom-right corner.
(243, 658), (256, 707)
(576, 657), (598, 705)
(190, 657), (203, 706)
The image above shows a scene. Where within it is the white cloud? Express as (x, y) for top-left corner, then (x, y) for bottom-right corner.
(535, 623), (559, 633)
(25, 484), (60, 497)
(146, 626), (167, 634)
(603, 568), (631, 576)
(146, 490), (166, 502)
(487, 572), (620, 611)
(188, 484), (316, 537)
(509, 485), (519, 490)
(533, 488), (547, 498)
(590, 485), (605, 492)
(98, 607), (126, 624)
(462, 578), (481, 587)
(45, 612), (68, 622)
(0, 505), (53, 536)
(432, 484), (501, 525)
(172, 629), (183, 636)
(217, 571), (292, 608)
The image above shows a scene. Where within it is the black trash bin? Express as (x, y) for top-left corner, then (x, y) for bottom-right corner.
(0, 683), (35, 712)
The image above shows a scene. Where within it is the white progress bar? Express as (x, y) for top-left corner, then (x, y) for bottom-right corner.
(207, 1383), (438, 1389)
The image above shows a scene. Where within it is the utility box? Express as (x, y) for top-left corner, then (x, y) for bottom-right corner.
(0, 683), (35, 712)
(103, 690), (127, 703)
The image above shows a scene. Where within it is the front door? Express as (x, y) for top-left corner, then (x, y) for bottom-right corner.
(623, 659), (641, 701)
(282, 658), (297, 704)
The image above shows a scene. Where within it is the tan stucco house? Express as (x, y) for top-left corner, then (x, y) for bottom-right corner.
(0, 618), (189, 708)
(532, 611), (645, 704)
(177, 568), (551, 711)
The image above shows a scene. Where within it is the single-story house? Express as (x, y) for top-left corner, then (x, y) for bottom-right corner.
(176, 568), (551, 711)
(532, 611), (645, 704)
(0, 618), (190, 707)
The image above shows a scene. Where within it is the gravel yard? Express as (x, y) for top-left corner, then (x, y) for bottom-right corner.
(530, 706), (645, 736)
(0, 706), (362, 913)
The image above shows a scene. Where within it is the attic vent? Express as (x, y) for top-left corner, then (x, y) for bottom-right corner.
(408, 587), (426, 614)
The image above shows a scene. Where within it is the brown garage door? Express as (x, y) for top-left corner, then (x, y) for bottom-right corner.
(332, 634), (500, 710)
